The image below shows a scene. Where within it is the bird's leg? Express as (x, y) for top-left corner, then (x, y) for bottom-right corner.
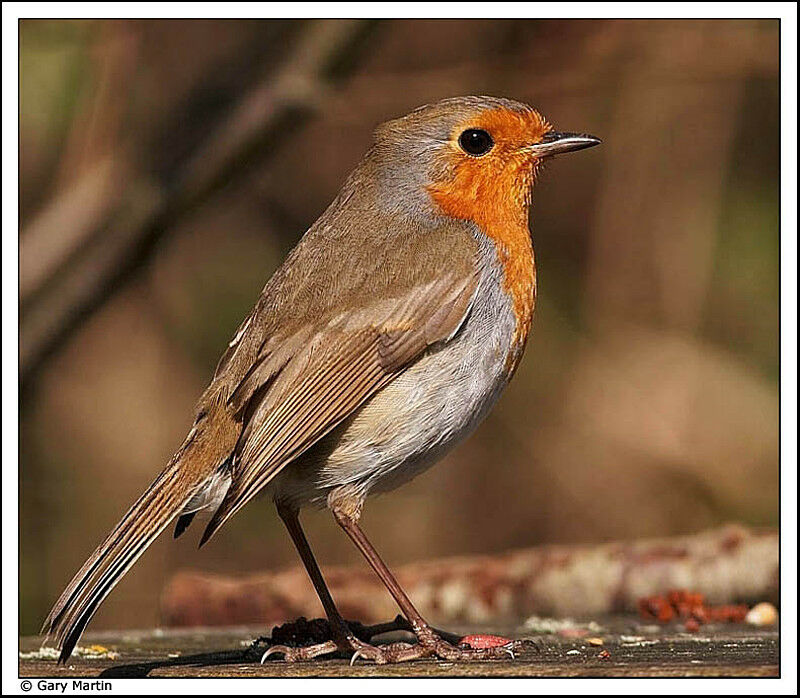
(356, 614), (463, 646)
(263, 503), (398, 663)
(330, 493), (518, 663)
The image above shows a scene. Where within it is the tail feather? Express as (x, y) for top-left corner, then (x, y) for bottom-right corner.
(43, 397), (240, 663)
(43, 463), (196, 663)
(172, 467), (232, 540)
(42, 466), (172, 634)
(173, 512), (196, 539)
(53, 523), (168, 662)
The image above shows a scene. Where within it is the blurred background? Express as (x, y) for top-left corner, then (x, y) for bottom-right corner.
(19, 19), (779, 635)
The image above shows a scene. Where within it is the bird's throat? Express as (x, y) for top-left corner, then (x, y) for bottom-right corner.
(429, 168), (536, 372)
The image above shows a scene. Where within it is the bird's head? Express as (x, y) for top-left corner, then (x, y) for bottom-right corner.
(370, 96), (600, 229)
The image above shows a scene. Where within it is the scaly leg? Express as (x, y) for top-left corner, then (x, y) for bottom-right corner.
(264, 503), (414, 663)
(329, 494), (518, 663)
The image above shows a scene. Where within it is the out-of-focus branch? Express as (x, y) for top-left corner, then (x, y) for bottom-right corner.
(20, 19), (377, 389)
(21, 21), (137, 306)
(20, 158), (124, 303)
(160, 524), (778, 628)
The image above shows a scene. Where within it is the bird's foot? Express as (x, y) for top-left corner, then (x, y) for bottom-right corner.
(376, 628), (521, 662)
(347, 629), (522, 664)
(255, 615), (521, 664)
(262, 634), (405, 664)
(262, 635), (518, 665)
(257, 615), (420, 664)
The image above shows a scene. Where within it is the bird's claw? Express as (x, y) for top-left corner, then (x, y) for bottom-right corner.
(346, 638), (393, 664)
(260, 640), (339, 663)
(261, 645), (288, 663)
(424, 634), (521, 662)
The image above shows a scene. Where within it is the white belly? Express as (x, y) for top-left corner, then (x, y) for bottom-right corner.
(273, 245), (519, 509)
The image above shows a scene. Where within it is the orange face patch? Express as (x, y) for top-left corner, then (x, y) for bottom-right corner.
(428, 107), (550, 369)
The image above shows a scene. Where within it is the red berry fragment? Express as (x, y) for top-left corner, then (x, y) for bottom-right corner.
(638, 589), (751, 630)
(459, 634), (512, 649)
(684, 618), (700, 633)
(559, 628), (588, 638)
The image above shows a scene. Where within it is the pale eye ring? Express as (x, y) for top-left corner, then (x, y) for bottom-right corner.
(458, 129), (494, 156)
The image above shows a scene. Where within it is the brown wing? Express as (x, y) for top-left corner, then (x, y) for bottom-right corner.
(199, 266), (477, 544)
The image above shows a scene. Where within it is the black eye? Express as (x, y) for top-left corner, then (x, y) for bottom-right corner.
(458, 129), (493, 156)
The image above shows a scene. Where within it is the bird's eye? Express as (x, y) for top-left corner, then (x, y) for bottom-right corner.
(458, 129), (493, 156)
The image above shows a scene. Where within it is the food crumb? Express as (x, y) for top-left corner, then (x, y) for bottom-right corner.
(745, 602), (778, 626)
(19, 645), (119, 661)
(523, 616), (602, 635)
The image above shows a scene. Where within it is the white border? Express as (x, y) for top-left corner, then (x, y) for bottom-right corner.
(0, 2), (797, 20)
(3, 2), (797, 695)
(778, 1), (799, 695)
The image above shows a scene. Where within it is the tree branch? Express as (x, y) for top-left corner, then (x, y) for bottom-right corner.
(160, 524), (778, 628)
(20, 19), (378, 390)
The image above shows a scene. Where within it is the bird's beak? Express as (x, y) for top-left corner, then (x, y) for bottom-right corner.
(525, 131), (602, 158)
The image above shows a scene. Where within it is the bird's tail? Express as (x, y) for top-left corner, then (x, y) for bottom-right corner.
(42, 405), (238, 663)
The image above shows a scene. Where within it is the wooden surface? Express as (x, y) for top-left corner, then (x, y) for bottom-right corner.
(20, 616), (779, 678)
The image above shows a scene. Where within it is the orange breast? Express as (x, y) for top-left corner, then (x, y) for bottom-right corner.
(429, 147), (537, 372)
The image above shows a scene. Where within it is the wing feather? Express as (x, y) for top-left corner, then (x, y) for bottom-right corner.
(200, 270), (477, 544)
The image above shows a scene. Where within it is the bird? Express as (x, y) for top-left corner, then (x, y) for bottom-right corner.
(42, 95), (600, 664)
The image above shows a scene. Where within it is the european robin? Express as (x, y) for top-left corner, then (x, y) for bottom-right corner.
(43, 96), (600, 663)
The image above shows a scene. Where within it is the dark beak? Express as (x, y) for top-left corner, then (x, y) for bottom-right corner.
(527, 131), (602, 158)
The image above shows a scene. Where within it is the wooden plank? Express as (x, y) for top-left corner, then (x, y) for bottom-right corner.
(19, 616), (779, 678)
